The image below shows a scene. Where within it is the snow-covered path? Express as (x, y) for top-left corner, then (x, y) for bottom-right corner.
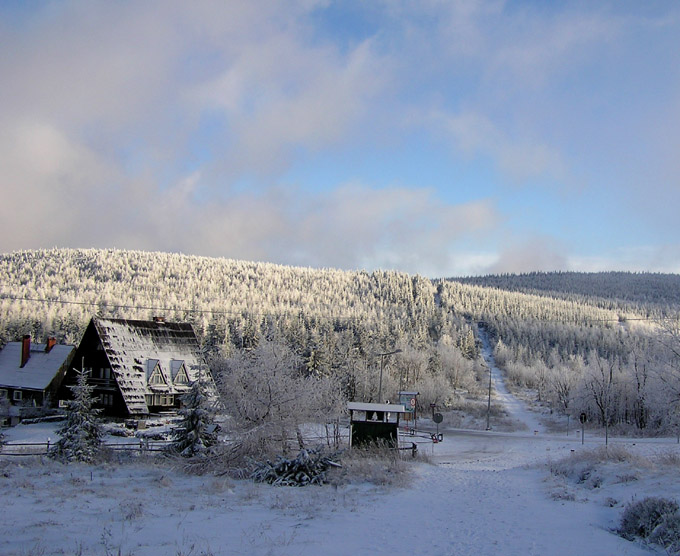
(477, 325), (546, 433)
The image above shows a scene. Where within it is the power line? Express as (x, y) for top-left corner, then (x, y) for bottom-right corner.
(0, 293), (365, 322)
(0, 292), (675, 325)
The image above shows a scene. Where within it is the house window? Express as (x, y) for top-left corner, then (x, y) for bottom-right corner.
(148, 364), (166, 386)
(103, 368), (111, 380)
(13, 390), (22, 402)
(0, 389), (7, 399)
(100, 394), (114, 406)
(173, 363), (189, 385)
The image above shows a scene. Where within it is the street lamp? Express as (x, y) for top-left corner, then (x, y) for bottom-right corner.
(376, 349), (402, 403)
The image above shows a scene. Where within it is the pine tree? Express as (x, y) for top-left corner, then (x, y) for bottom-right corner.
(51, 368), (102, 463)
(170, 379), (217, 457)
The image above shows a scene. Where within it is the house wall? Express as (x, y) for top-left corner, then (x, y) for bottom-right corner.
(0, 387), (43, 407)
(58, 321), (129, 418)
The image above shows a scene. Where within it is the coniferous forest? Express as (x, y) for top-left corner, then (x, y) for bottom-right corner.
(2, 248), (680, 436)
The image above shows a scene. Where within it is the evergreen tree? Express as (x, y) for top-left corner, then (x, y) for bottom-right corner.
(51, 369), (102, 463)
(170, 379), (217, 457)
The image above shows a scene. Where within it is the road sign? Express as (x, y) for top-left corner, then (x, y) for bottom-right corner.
(433, 413), (443, 424)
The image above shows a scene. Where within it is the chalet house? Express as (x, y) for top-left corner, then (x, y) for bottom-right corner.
(59, 317), (216, 418)
(0, 336), (74, 425)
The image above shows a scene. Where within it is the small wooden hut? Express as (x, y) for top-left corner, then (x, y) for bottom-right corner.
(347, 401), (409, 448)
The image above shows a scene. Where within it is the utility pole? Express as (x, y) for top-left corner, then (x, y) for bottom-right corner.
(486, 362), (492, 430)
(376, 349), (402, 403)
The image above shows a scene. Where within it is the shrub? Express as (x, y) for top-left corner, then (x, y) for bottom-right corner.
(619, 497), (679, 541)
(250, 448), (341, 486)
(649, 513), (680, 553)
(326, 440), (416, 487)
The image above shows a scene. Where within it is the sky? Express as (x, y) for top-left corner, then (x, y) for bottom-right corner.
(1, 0), (679, 277)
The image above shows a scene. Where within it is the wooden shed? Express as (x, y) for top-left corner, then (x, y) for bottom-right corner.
(347, 401), (409, 448)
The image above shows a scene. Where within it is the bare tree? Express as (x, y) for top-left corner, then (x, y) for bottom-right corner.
(584, 355), (621, 445)
(548, 363), (579, 415)
(218, 340), (343, 460)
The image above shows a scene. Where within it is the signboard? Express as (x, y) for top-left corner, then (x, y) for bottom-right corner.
(399, 391), (419, 414)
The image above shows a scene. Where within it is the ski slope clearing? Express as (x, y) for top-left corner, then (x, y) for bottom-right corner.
(1, 420), (679, 555)
(477, 324), (547, 434)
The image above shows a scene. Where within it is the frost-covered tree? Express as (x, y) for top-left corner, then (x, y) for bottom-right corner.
(547, 359), (582, 416)
(582, 355), (622, 444)
(169, 379), (218, 457)
(3, 248), (680, 435)
(217, 340), (343, 459)
(51, 368), (102, 463)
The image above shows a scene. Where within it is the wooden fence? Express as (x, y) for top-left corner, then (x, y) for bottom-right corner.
(0, 439), (172, 456)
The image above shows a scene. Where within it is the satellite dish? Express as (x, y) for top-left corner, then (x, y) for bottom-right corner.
(433, 413), (443, 424)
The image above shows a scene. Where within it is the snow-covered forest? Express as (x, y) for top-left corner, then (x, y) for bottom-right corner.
(1, 248), (680, 435)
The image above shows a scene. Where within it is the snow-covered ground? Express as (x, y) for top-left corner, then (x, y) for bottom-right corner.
(477, 324), (546, 434)
(2, 360), (679, 555)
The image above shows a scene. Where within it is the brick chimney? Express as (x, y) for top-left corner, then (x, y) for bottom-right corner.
(45, 337), (56, 353)
(21, 335), (31, 368)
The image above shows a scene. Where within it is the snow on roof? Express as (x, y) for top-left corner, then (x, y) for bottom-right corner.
(92, 318), (214, 414)
(0, 342), (74, 391)
(347, 402), (408, 413)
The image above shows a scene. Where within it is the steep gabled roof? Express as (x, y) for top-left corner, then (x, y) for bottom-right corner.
(0, 342), (74, 391)
(92, 318), (213, 415)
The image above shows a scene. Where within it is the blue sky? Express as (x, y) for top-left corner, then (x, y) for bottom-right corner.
(1, 1), (679, 277)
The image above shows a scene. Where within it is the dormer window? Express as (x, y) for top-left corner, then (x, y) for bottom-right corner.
(147, 360), (167, 386)
(171, 360), (189, 385)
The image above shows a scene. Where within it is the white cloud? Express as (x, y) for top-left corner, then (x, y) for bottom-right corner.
(570, 246), (680, 274)
(1, 1), (679, 277)
(194, 36), (388, 177)
(486, 236), (570, 275)
(435, 110), (567, 183)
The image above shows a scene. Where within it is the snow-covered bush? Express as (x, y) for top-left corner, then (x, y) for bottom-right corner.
(550, 446), (645, 491)
(50, 368), (103, 463)
(168, 379), (218, 458)
(618, 497), (679, 542)
(217, 340), (343, 463)
(250, 448), (341, 486)
(649, 513), (680, 554)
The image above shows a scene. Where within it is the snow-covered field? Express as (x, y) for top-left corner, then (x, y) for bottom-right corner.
(2, 423), (678, 555)
(2, 355), (679, 556)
